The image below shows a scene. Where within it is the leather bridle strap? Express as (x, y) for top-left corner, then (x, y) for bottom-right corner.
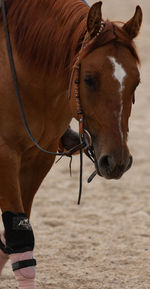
(73, 62), (88, 204)
(1, 0), (91, 204)
(71, 58), (98, 203)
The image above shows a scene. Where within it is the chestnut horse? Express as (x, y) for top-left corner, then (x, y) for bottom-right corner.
(0, 0), (142, 288)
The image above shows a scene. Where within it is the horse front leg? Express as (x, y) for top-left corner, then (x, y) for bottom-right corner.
(20, 149), (57, 217)
(0, 143), (23, 276)
(17, 146), (57, 286)
(0, 143), (36, 289)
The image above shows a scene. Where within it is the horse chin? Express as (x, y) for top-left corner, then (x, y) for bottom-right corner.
(97, 169), (124, 180)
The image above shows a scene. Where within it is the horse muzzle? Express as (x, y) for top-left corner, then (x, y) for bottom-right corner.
(97, 153), (133, 179)
(84, 131), (133, 182)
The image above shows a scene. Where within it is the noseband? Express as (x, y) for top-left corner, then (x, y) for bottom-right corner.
(1, 0), (104, 204)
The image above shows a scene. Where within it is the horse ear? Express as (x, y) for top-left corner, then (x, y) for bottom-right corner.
(123, 6), (143, 39)
(87, 1), (102, 37)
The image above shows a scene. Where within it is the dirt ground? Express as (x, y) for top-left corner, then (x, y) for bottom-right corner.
(1, 0), (150, 288)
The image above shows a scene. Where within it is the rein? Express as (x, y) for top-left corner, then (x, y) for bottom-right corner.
(1, 0), (92, 204)
(1, 0), (86, 158)
(1, 0), (104, 204)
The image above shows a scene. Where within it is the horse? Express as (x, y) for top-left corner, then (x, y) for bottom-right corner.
(0, 0), (142, 288)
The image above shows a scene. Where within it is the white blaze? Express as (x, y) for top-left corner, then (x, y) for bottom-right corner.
(108, 56), (126, 144)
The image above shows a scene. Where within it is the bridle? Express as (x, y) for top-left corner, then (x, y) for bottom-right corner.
(1, 0), (104, 204)
(68, 59), (96, 204)
(68, 21), (106, 194)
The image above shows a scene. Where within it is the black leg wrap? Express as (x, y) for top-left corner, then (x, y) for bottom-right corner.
(12, 258), (36, 271)
(2, 211), (35, 254)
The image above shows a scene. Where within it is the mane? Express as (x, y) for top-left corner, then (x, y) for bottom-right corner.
(0, 1), (139, 82)
(1, 0), (89, 79)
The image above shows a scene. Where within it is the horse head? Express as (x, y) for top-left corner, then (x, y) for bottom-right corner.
(70, 1), (142, 180)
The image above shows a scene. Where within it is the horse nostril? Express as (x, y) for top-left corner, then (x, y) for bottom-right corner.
(99, 155), (115, 172)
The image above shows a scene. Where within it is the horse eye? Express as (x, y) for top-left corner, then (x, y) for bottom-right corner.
(84, 75), (97, 90)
